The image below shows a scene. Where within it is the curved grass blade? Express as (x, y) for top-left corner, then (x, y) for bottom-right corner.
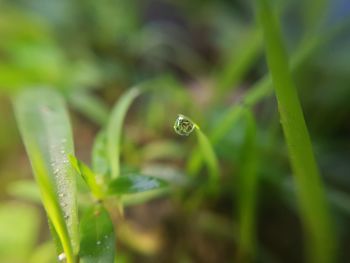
(108, 173), (168, 195)
(107, 88), (142, 179)
(174, 114), (220, 193)
(187, 105), (244, 176)
(80, 205), (115, 263)
(256, 0), (336, 262)
(105, 77), (169, 178)
(194, 127), (220, 193)
(14, 88), (78, 262)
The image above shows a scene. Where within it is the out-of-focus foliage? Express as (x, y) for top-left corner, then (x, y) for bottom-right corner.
(0, 0), (350, 262)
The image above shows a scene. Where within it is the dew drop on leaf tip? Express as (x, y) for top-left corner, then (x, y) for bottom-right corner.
(174, 114), (195, 136)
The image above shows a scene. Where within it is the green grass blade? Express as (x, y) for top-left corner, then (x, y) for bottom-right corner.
(14, 88), (78, 262)
(107, 88), (142, 179)
(174, 114), (220, 192)
(108, 174), (168, 195)
(194, 127), (220, 193)
(187, 105), (244, 177)
(256, 1), (336, 262)
(80, 205), (115, 263)
(237, 110), (259, 262)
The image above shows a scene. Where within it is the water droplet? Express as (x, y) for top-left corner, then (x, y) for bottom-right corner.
(174, 114), (195, 136)
(97, 240), (101, 245)
(58, 252), (66, 261)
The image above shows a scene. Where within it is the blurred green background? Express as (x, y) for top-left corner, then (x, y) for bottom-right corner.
(0, 0), (349, 262)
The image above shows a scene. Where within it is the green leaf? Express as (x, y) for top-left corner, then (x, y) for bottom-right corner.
(174, 114), (220, 193)
(108, 174), (168, 195)
(80, 205), (115, 263)
(13, 88), (78, 263)
(107, 87), (142, 179)
(187, 105), (244, 176)
(256, 1), (336, 262)
(195, 128), (220, 193)
(69, 155), (105, 200)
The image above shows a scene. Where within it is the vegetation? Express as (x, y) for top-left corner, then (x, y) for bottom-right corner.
(0, 0), (349, 262)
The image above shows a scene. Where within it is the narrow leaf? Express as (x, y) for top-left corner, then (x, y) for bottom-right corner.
(107, 88), (142, 179)
(14, 88), (78, 262)
(195, 128), (220, 193)
(237, 110), (259, 261)
(80, 205), (115, 263)
(108, 174), (168, 195)
(174, 114), (220, 193)
(256, 0), (336, 262)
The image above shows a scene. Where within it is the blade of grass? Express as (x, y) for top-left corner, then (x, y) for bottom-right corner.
(106, 78), (170, 180)
(194, 127), (220, 193)
(256, 1), (336, 262)
(237, 110), (259, 262)
(174, 114), (220, 193)
(14, 88), (78, 262)
(107, 88), (142, 180)
(187, 105), (244, 176)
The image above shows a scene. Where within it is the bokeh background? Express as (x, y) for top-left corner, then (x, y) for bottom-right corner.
(0, 0), (349, 262)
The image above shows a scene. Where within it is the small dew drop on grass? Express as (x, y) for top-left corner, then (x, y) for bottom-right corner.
(174, 114), (196, 136)
(58, 252), (66, 261)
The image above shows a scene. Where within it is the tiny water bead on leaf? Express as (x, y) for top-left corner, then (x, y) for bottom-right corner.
(58, 252), (66, 262)
(174, 114), (196, 136)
